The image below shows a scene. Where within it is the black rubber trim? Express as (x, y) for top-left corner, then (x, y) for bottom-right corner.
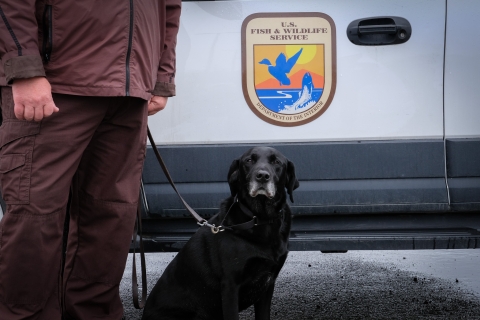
(141, 139), (480, 217)
(143, 140), (445, 183)
(446, 138), (480, 177)
(142, 178), (449, 217)
(448, 177), (480, 203)
(0, 4), (22, 56)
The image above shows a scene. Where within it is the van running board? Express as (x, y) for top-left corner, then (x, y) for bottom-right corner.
(136, 213), (480, 252)
(135, 228), (480, 252)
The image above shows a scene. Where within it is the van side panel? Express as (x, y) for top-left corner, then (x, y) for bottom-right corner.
(444, 0), (480, 138)
(149, 0), (445, 144)
(444, 0), (480, 204)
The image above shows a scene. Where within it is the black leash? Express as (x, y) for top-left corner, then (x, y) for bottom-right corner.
(132, 127), (209, 310)
(132, 201), (147, 309)
(146, 127), (208, 225)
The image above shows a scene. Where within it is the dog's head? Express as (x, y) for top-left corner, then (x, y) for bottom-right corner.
(227, 147), (299, 203)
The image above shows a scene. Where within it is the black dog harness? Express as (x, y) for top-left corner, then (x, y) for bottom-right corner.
(198, 195), (284, 233)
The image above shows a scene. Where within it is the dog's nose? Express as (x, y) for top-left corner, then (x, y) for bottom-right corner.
(255, 170), (270, 182)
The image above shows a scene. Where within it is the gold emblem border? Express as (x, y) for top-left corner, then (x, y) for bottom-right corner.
(241, 12), (337, 127)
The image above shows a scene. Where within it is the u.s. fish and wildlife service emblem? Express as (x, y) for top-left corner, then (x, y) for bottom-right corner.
(242, 13), (336, 126)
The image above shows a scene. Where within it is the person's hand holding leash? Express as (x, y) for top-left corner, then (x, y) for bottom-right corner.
(12, 76), (59, 121)
(148, 95), (168, 116)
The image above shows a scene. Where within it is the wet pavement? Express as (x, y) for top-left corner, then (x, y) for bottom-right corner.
(120, 250), (480, 319)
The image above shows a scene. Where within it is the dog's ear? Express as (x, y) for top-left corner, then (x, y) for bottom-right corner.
(227, 158), (240, 197)
(286, 160), (299, 203)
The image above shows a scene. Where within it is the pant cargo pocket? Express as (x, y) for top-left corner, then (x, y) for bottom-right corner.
(0, 153), (29, 204)
(0, 121), (39, 205)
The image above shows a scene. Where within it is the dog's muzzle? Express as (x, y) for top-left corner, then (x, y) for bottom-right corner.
(249, 169), (276, 198)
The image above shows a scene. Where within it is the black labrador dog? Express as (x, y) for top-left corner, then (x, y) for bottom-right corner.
(142, 146), (299, 320)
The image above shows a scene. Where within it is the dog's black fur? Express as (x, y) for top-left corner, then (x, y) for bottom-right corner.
(142, 147), (299, 320)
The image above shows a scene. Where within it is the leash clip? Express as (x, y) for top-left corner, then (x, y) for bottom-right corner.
(211, 225), (225, 234)
(198, 220), (225, 234)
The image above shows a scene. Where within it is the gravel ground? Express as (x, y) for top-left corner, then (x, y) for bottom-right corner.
(120, 251), (480, 319)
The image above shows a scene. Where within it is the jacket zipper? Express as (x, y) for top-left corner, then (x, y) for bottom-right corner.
(42, 5), (53, 63)
(125, 0), (134, 96)
(0, 5), (22, 56)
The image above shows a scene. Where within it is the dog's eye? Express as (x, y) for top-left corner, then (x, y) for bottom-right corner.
(274, 159), (281, 165)
(245, 158), (252, 163)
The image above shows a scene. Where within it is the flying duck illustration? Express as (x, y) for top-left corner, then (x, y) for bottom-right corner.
(259, 48), (303, 86)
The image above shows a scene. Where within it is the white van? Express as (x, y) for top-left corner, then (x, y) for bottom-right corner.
(142, 0), (480, 251)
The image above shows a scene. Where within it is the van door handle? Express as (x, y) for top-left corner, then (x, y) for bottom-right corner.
(347, 16), (412, 46)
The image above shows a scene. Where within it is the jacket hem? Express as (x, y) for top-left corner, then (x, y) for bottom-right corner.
(50, 84), (151, 101)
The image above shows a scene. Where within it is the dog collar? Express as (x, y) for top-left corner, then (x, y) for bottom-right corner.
(201, 195), (283, 234)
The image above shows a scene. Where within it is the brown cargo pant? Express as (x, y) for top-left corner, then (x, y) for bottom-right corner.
(0, 87), (148, 320)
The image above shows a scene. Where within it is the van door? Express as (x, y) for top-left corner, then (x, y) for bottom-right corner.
(144, 0), (447, 218)
(150, 0), (445, 144)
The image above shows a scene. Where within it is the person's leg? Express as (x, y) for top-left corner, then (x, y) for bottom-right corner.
(0, 88), (107, 319)
(63, 96), (148, 320)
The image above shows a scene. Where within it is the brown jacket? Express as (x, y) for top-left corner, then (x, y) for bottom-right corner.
(0, 0), (181, 100)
